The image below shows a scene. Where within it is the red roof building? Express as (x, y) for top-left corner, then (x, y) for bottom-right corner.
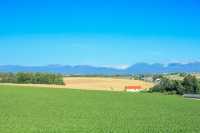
(125, 86), (143, 92)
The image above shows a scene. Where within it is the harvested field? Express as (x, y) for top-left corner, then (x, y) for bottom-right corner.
(0, 77), (155, 91)
(64, 77), (154, 91)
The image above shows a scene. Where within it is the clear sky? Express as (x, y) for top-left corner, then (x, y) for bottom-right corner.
(0, 0), (200, 68)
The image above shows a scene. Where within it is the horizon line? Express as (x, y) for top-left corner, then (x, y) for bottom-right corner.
(1, 61), (200, 69)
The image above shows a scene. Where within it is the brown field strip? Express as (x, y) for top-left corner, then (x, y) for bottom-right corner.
(64, 77), (155, 91)
(0, 77), (155, 91)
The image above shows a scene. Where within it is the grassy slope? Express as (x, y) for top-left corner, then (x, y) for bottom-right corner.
(0, 85), (200, 133)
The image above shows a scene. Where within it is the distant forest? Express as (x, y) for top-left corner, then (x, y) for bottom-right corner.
(0, 72), (64, 85)
(150, 75), (200, 95)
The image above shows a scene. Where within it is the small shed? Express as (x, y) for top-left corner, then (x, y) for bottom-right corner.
(125, 86), (143, 92)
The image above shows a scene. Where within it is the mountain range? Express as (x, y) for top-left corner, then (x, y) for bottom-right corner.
(1, 62), (200, 75)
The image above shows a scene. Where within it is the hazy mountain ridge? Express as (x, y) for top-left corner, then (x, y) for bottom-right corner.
(0, 62), (200, 74)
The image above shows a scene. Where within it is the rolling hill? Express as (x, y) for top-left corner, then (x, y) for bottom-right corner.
(1, 62), (200, 74)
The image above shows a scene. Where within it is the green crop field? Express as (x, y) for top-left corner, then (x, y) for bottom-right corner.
(0, 85), (200, 133)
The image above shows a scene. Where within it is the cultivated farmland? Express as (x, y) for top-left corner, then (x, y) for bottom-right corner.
(0, 85), (200, 133)
(0, 77), (154, 91)
(64, 77), (154, 91)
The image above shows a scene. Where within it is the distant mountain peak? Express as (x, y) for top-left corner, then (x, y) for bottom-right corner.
(0, 62), (200, 74)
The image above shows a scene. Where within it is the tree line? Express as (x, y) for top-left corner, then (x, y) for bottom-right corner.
(0, 72), (64, 85)
(150, 75), (200, 95)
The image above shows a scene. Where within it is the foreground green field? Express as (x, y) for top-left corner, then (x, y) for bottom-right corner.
(0, 86), (200, 133)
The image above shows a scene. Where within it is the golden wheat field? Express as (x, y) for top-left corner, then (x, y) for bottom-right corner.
(0, 77), (155, 91)
(63, 77), (154, 91)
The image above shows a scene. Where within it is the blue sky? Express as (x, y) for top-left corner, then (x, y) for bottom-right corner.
(0, 0), (200, 67)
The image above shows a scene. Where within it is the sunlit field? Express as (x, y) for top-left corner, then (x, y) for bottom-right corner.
(0, 85), (200, 133)
(64, 77), (154, 91)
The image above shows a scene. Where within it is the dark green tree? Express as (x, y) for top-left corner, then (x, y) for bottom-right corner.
(183, 75), (200, 94)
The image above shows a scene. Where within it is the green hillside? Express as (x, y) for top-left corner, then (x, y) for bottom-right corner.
(0, 85), (200, 133)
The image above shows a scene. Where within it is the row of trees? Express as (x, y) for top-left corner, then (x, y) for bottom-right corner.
(151, 75), (200, 95)
(0, 72), (64, 85)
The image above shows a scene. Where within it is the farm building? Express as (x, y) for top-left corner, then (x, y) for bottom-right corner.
(125, 86), (143, 92)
